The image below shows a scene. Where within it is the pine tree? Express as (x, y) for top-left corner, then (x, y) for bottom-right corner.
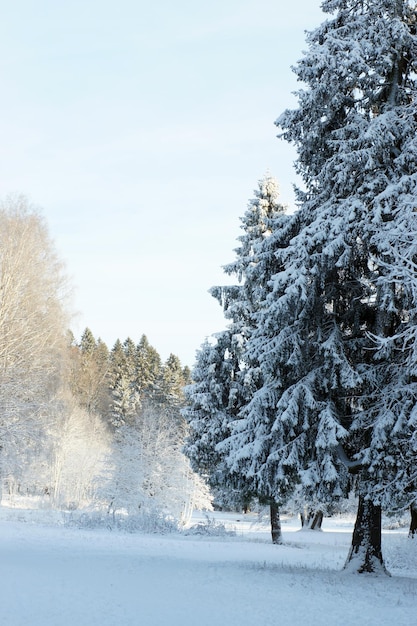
(274, 0), (417, 573)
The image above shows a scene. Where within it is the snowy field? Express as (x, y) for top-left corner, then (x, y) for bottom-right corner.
(0, 505), (416, 626)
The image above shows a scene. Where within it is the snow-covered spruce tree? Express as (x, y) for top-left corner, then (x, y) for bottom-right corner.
(135, 334), (162, 402)
(183, 335), (252, 512)
(217, 175), (294, 542)
(211, 173), (286, 322)
(107, 339), (140, 428)
(185, 175), (289, 542)
(153, 354), (189, 414)
(274, 0), (417, 573)
(221, 199), (347, 538)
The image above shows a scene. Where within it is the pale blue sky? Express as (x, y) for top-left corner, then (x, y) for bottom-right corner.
(0, 0), (325, 365)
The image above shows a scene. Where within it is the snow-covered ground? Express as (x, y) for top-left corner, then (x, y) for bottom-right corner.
(0, 505), (415, 626)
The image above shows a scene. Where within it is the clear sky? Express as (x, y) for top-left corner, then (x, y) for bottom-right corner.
(0, 0), (326, 366)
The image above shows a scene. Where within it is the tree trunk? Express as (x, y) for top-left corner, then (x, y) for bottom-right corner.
(344, 496), (388, 574)
(300, 508), (323, 530)
(409, 502), (417, 538)
(310, 510), (323, 530)
(270, 501), (282, 545)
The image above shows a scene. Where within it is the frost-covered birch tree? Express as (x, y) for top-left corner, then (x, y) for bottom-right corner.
(274, 0), (417, 573)
(0, 195), (70, 497)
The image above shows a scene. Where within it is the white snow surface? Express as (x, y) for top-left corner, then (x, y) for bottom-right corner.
(0, 506), (416, 626)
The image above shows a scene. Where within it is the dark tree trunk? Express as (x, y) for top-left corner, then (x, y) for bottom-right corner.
(270, 501), (282, 545)
(310, 510), (323, 530)
(409, 502), (417, 538)
(300, 509), (323, 530)
(344, 495), (388, 574)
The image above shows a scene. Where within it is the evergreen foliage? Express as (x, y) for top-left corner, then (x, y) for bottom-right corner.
(183, 335), (243, 506)
(274, 0), (417, 570)
(184, 175), (288, 513)
(184, 1), (417, 562)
